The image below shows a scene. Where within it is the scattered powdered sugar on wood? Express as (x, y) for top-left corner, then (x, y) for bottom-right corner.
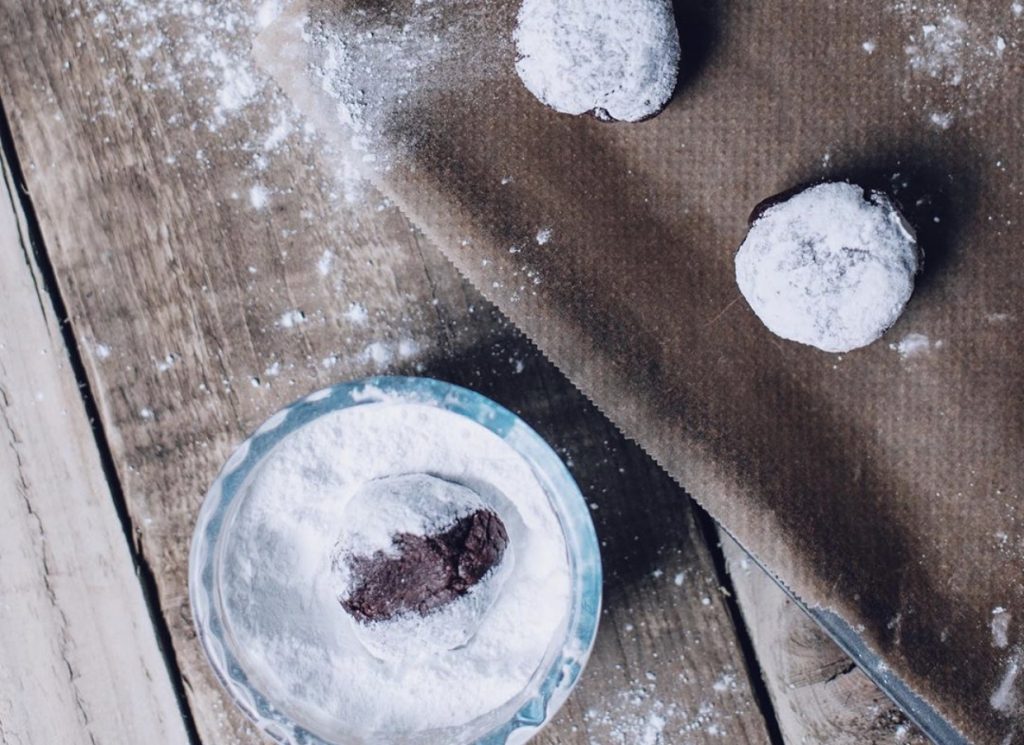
(316, 249), (335, 277)
(890, 332), (943, 359)
(92, 342), (112, 360)
(578, 660), (753, 743)
(359, 338), (423, 370)
(361, 341), (393, 369)
(248, 183), (269, 209)
(79, 0), (370, 203)
(155, 353), (178, 373)
(278, 309), (307, 328)
(83, 0), (261, 126)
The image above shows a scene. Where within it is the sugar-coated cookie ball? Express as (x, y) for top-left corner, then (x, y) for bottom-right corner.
(514, 0), (681, 122)
(735, 182), (920, 353)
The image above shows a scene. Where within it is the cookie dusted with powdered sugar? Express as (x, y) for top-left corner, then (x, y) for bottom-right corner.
(736, 182), (921, 353)
(514, 0), (681, 122)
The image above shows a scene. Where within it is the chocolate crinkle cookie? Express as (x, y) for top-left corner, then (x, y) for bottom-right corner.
(735, 182), (921, 353)
(514, 0), (681, 122)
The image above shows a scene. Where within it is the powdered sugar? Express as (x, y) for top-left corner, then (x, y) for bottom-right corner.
(84, 0), (266, 129)
(219, 400), (571, 735)
(277, 309), (306, 328)
(334, 475), (488, 566)
(993, 607), (1012, 649)
(892, 0), (1019, 124)
(991, 654), (1021, 713)
(316, 249), (335, 277)
(514, 0), (681, 122)
(581, 683), (743, 743)
(256, 0), (285, 30)
(343, 302), (369, 325)
(248, 183), (269, 209)
(80, 0), (371, 206)
(906, 14), (972, 85)
(890, 332), (943, 358)
(930, 111), (955, 129)
(736, 182), (920, 353)
(305, 1), (500, 161)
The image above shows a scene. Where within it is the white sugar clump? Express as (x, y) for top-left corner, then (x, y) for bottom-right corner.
(735, 182), (920, 353)
(334, 474), (484, 560)
(332, 474), (515, 661)
(514, 0), (681, 122)
(219, 400), (571, 735)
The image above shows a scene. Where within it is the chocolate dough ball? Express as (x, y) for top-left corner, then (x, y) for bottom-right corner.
(735, 182), (921, 353)
(340, 509), (508, 624)
(333, 474), (514, 660)
(514, 0), (681, 122)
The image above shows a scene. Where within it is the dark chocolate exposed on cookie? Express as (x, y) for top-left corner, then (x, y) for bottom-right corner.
(341, 509), (509, 624)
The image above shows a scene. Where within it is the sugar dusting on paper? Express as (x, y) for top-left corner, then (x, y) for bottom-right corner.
(993, 607), (1012, 649)
(991, 654), (1021, 713)
(890, 0), (1021, 125)
(890, 332), (944, 359)
(306, 1), (503, 164)
(905, 13), (973, 86)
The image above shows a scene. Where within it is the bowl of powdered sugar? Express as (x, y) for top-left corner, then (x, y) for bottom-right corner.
(189, 377), (601, 744)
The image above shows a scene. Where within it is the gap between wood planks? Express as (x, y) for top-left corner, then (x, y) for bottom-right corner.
(695, 509), (786, 745)
(0, 94), (203, 745)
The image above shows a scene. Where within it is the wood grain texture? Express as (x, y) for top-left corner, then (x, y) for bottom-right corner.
(0, 137), (190, 745)
(0, 1), (774, 743)
(722, 535), (927, 745)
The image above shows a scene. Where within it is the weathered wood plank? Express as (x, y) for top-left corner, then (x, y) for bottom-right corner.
(493, 384), (773, 745)
(0, 132), (191, 745)
(0, 1), (776, 743)
(722, 535), (927, 744)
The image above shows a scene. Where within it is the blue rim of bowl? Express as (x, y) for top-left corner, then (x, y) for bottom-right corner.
(188, 376), (603, 744)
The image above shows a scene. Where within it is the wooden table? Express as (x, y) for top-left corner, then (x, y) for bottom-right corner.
(0, 2), (929, 743)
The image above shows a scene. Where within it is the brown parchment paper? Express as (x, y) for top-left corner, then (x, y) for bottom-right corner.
(257, 2), (1024, 741)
